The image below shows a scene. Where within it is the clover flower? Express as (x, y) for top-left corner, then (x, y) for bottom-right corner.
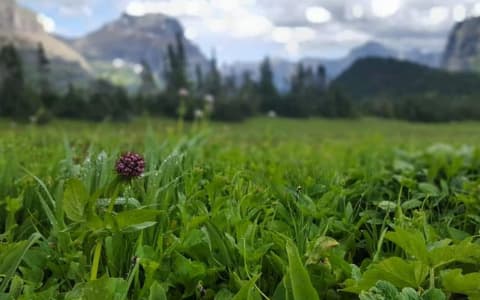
(115, 152), (145, 179)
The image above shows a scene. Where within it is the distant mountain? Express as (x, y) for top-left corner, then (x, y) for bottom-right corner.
(332, 57), (480, 99)
(69, 13), (209, 84)
(319, 41), (398, 79)
(402, 49), (442, 70)
(443, 17), (480, 72)
(0, 0), (91, 87)
(223, 41), (442, 92)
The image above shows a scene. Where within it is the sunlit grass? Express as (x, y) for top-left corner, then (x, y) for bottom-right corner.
(1, 117), (480, 299)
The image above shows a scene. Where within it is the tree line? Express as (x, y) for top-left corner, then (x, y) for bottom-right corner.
(0, 34), (354, 124)
(333, 57), (480, 122)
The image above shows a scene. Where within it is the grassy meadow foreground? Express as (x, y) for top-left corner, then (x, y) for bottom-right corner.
(1, 118), (480, 299)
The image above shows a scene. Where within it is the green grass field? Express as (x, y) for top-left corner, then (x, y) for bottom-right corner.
(1, 118), (480, 299)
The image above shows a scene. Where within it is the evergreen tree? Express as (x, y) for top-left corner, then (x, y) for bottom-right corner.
(37, 43), (50, 92)
(56, 83), (86, 119)
(139, 59), (156, 95)
(321, 88), (353, 118)
(291, 63), (306, 93)
(165, 32), (189, 93)
(316, 65), (327, 92)
(194, 64), (204, 93)
(239, 71), (260, 114)
(258, 57), (278, 112)
(0, 44), (34, 120)
(36, 43), (57, 110)
(205, 52), (221, 96)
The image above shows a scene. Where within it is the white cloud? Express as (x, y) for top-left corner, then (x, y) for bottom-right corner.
(370, 0), (401, 18)
(21, 0), (480, 62)
(305, 6), (332, 24)
(126, 0), (272, 38)
(351, 4), (365, 19)
(452, 4), (467, 22)
(427, 6), (449, 26)
(474, 2), (480, 17)
(36, 13), (56, 32)
(272, 26), (315, 43)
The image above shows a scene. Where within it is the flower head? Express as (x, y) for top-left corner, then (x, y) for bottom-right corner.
(178, 88), (189, 97)
(267, 110), (277, 118)
(194, 109), (204, 119)
(115, 152), (145, 179)
(204, 94), (215, 103)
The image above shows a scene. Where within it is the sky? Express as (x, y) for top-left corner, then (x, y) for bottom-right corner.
(18, 0), (480, 63)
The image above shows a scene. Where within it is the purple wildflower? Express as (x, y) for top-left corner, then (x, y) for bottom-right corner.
(115, 152), (145, 179)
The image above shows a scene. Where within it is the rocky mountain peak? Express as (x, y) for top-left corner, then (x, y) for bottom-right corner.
(0, 0), (44, 34)
(443, 17), (480, 72)
(70, 12), (208, 79)
(0, 0), (91, 87)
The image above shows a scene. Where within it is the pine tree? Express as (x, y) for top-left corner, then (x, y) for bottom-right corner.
(0, 44), (33, 120)
(37, 43), (50, 91)
(316, 65), (327, 91)
(258, 57), (278, 112)
(194, 64), (204, 92)
(165, 32), (189, 93)
(139, 59), (156, 95)
(205, 51), (221, 96)
(36, 43), (57, 110)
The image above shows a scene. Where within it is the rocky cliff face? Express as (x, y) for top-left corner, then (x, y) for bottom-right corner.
(443, 17), (480, 72)
(70, 13), (209, 78)
(0, 0), (91, 87)
(0, 0), (16, 32)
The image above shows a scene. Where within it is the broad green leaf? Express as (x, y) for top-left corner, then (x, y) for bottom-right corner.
(422, 288), (446, 300)
(65, 277), (128, 300)
(377, 201), (397, 212)
(401, 200), (423, 210)
(343, 258), (429, 293)
(215, 289), (234, 300)
(441, 269), (480, 299)
(285, 241), (320, 300)
(97, 197), (141, 209)
(428, 238), (480, 268)
(63, 179), (89, 222)
(397, 288), (421, 300)
(418, 183), (439, 196)
(172, 254), (206, 288)
(8, 275), (23, 299)
(385, 229), (429, 263)
(205, 222), (234, 267)
(0, 233), (41, 292)
(112, 209), (162, 232)
(232, 274), (261, 300)
(306, 236), (339, 265)
(149, 281), (167, 300)
(359, 280), (399, 300)
(393, 160), (414, 173)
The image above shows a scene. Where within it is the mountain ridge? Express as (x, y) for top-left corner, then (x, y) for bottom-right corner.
(0, 0), (92, 86)
(68, 12), (209, 82)
(443, 16), (480, 72)
(222, 41), (442, 91)
(333, 57), (480, 99)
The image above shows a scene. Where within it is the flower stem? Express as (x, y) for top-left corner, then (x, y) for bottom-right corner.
(429, 267), (435, 289)
(90, 239), (103, 281)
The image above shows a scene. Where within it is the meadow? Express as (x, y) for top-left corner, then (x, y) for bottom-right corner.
(1, 117), (480, 299)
